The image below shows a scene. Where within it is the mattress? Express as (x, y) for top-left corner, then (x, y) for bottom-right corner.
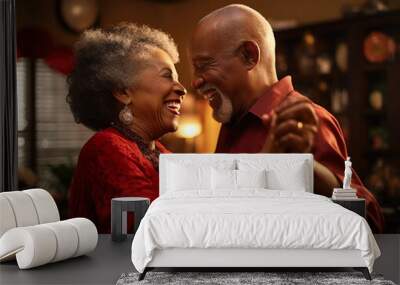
(131, 190), (380, 273)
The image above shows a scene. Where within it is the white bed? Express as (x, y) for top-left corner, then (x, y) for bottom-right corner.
(131, 154), (380, 280)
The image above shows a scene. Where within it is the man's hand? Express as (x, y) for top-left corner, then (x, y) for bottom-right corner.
(260, 112), (280, 153)
(260, 96), (319, 153)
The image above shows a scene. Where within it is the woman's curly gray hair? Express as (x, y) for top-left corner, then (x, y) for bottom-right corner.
(67, 22), (179, 131)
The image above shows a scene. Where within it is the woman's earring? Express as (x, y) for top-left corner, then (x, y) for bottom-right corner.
(119, 104), (134, 125)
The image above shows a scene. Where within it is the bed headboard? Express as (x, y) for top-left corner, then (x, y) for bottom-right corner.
(159, 153), (314, 195)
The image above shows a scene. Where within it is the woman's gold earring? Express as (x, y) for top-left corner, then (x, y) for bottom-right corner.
(118, 104), (134, 125)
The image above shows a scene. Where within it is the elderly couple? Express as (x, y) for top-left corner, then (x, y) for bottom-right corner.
(68, 5), (383, 233)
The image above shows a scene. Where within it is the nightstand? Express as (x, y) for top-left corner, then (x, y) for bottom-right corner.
(331, 198), (366, 218)
(111, 197), (150, 242)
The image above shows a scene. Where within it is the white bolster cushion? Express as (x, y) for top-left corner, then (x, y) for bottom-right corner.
(0, 196), (17, 237)
(23, 188), (60, 224)
(0, 191), (39, 227)
(42, 221), (79, 262)
(0, 218), (98, 269)
(0, 226), (57, 268)
(65, 218), (98, 257)
(0, 189), (60, 239)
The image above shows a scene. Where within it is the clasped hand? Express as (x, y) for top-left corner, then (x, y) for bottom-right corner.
(260, 96), (319, 153)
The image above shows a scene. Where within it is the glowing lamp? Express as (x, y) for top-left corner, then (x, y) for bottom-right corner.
(176, 115), (202, 139)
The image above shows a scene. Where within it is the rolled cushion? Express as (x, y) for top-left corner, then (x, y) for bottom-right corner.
(0, 189), (60, 239)
(0, 226), (57, 269)
(0, 196), (17, 237)
(0, 218), (98, 269)
(0, 191), (39, 227)
(42, 221), (79, 262)
(65, 218), (98, 257)
(23, 188), (60, 224)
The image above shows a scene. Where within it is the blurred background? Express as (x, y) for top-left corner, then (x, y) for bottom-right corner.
(15, 0), (400, 232)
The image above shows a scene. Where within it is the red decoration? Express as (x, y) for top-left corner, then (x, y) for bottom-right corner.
(364, 31), (396, 63)
(17, 27), (75, 75)
(17, 28), (54, 58)
(44, 47), (75, 75)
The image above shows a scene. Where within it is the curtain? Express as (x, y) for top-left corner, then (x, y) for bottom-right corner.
(0, 0), (18, 192)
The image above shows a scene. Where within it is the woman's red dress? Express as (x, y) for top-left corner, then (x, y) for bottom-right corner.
(68, 127), (170, 233)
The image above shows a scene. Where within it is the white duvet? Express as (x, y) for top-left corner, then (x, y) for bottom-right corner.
(131, 190), (380, 273)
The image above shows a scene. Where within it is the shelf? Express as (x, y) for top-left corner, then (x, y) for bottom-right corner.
(364, 149), (399, 158)
(363, 109), (387, 118)
(363, 61), (395, 72)
(276, 10), (400, 233)
(332, 111), (350, 117)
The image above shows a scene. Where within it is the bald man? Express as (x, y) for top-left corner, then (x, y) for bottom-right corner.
(190, 4), (384, 232)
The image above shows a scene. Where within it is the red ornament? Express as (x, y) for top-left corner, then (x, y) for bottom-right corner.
(44, 47), (75, 75)
(17, 28), (54, 58)
(364, 31), (396, 63)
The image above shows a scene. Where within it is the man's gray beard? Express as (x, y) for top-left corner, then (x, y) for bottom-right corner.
(212, 91), (233, 124)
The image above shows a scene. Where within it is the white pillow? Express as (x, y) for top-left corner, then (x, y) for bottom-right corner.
(167, 159), (236, 170)
(238, 159), (309, 192)
(266, 166), (307, 192)
(211, 169), (268, 190)
(167, 163), (211, 191)
(236, 169), (267, 188)
(212, 168), (237, 190)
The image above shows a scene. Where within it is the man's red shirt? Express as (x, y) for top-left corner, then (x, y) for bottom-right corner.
(216, 76), (384, 232)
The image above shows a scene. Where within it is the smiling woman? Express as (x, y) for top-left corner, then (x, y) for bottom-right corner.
(67, 23), (186, 233)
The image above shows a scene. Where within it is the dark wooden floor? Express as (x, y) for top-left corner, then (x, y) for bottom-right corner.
(0, 235), (398, 284)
